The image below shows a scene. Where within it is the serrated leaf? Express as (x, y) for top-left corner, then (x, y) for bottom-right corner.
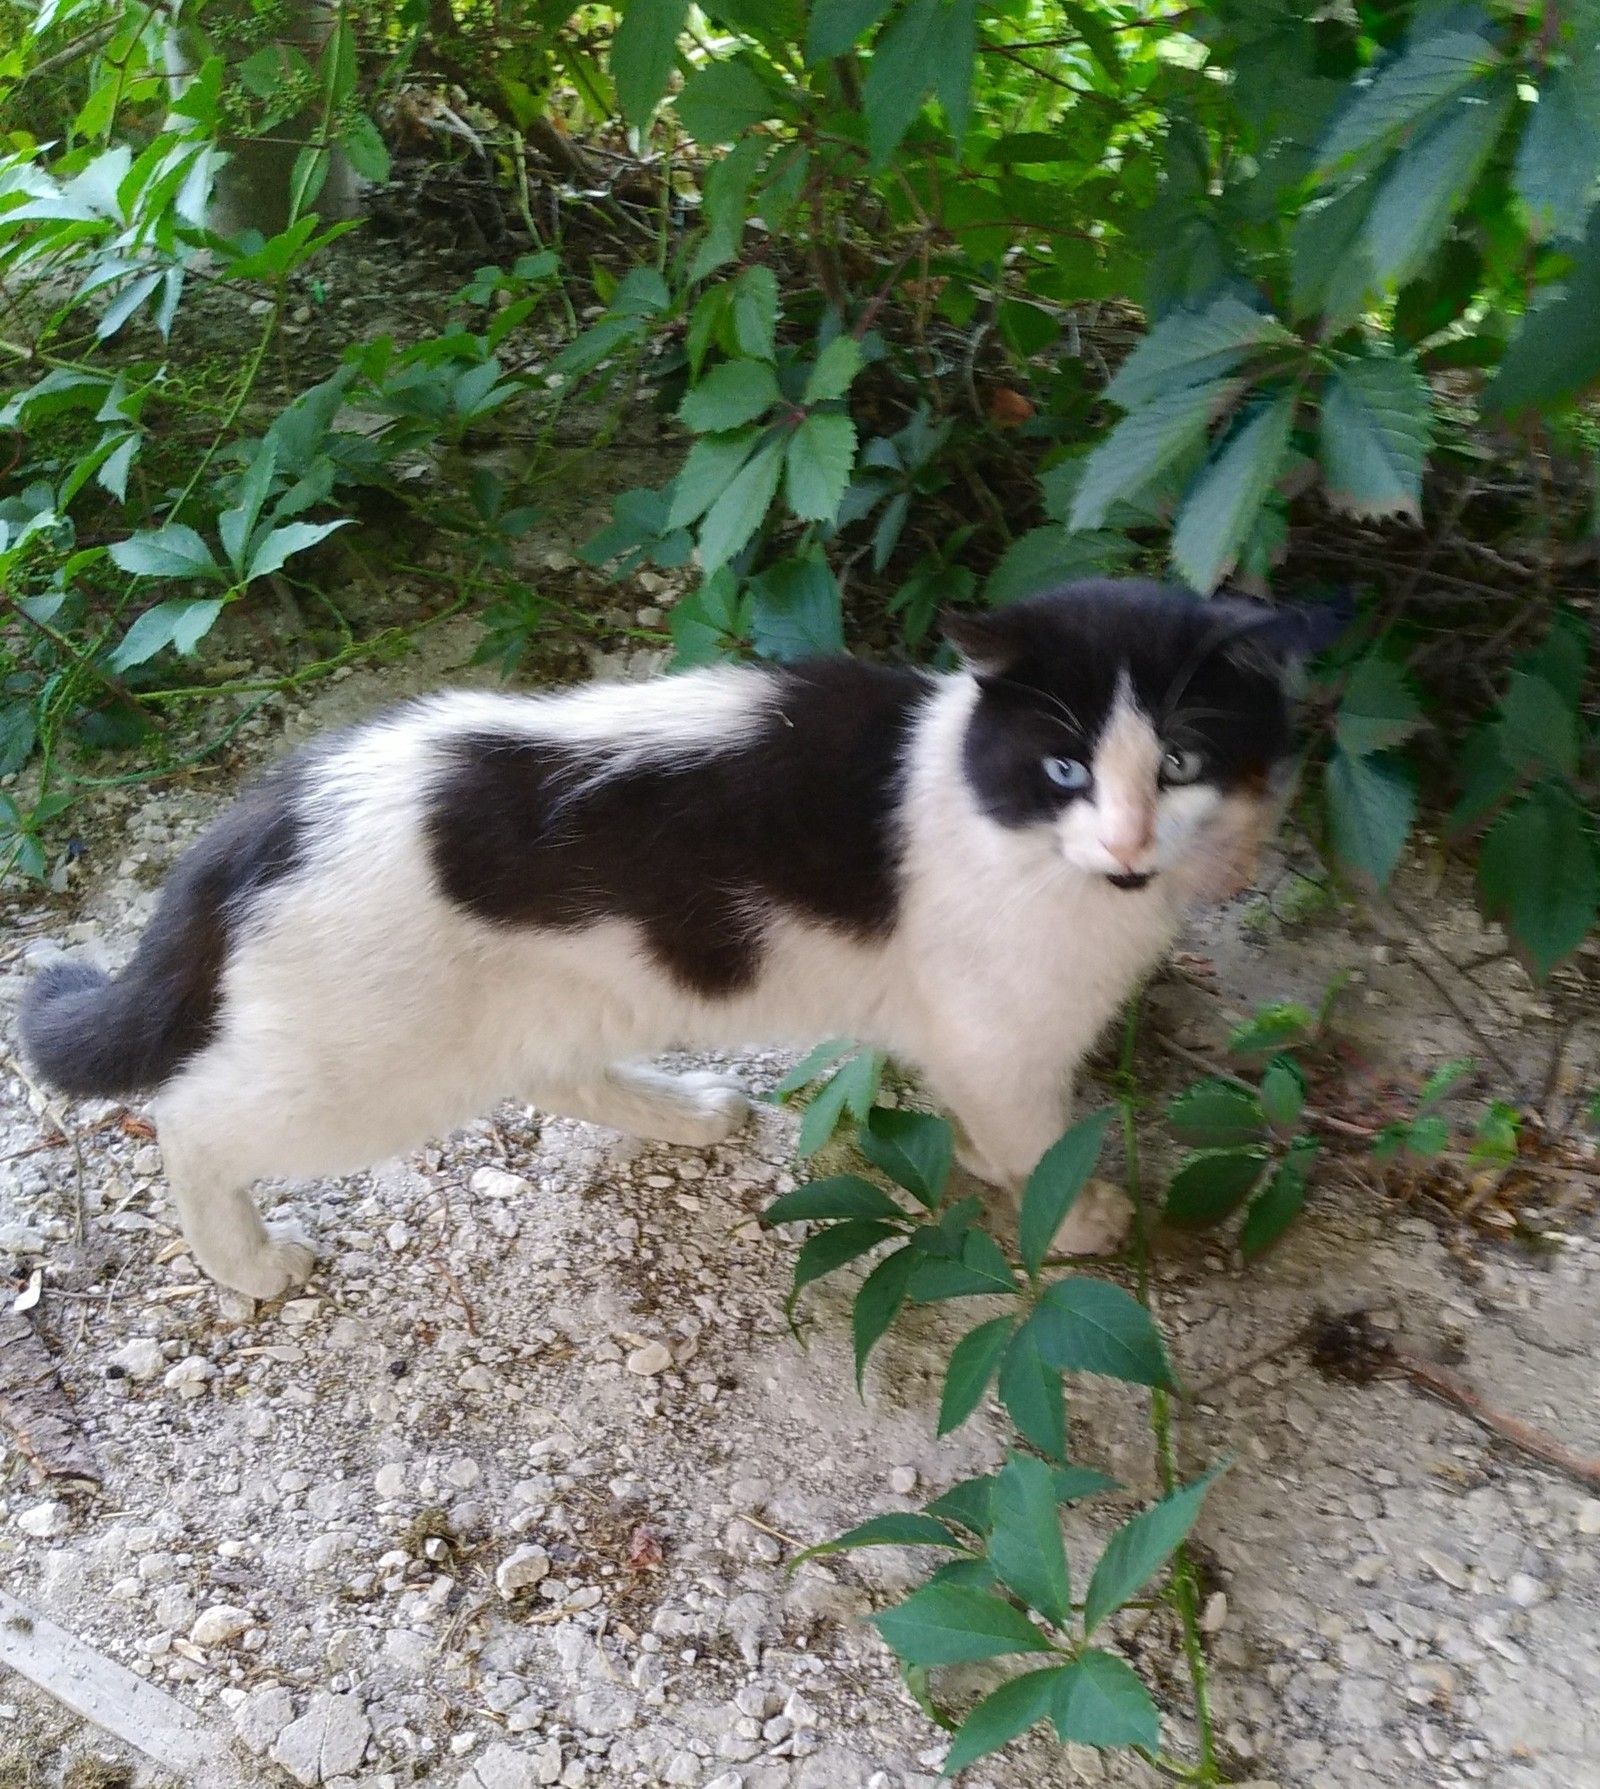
(796, 1513), (964, 1564)
(1316, 21), (1499, 173)
(872, 1584), (1054, 1666)
(1166, 1081), (1266, 1147)
(1082, 1463), (1226, 1634)
(1259, 1055), (1306, 1128)
(732, 265), (779, 360)
(108, 598), (226, 672)
(854, 1243), (916, 1387)
(862, 0), (940, 167)
(907, 1229), (1017, 1302)
(1515, 61), (1600, 242)
(666, 428), (763, 530)
(1163, 1148), (1270, 1226)
(858, 1107), (953, 1207)
(1170, 394), (1295, 593)
(806, 0), (895, 62)
(1325, 744), (1417, 886)
(0, 703), (38, 776)
(679, 359), (781, 432)
(938, 1317), (1016, 1435)
(772, 1038), (856, 1098)
(997, 1314), (1065, 1461)
(1486, 209), (1600, 414)
(1478, 780), (1600, 977)
(1239, 1140), (1319, 1256)
(245, 519), (349, 582)
(794, 1046), (883, 1158)
(988, 1453), (1072, 1626)
(1069, 376), (1239, 532)
(1036, 1277), (1172, 1387)
(698, 437), (785, 572)
(1319, 353), (1432, 523)
(748, 554), (845, 659)
(1363, 78), (1514, 290)
(1107, 295), (1294, 410)
(983, 525), (1137, 606)
(1017, 1110), (1116, 1278)
(1051, 1650), (1160, 1750)
(107, 523), (218, 580)
(1337, 653), (1426, 756)
(612, 0), (689, 122)
(675, 57), (775, 143)
(340, 113), (390, 183)
(787, 1219), (900, 1312)
(804, 334), (865, 405)
(763, 1175), (908, 1225)
(1499, 671), (1579, 777)
(785, 413), (857, 522)
(1291, 181), (1375, 326)
(941, 1667), (1065, 1777)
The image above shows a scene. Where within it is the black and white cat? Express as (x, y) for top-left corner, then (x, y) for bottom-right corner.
(21, 579), (1330, 1299)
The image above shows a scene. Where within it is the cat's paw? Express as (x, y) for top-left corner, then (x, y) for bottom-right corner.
(669, 1071), (751, 1145)
(224, 1219), (318, 1301)
(1054, 1177), (1132, 1257)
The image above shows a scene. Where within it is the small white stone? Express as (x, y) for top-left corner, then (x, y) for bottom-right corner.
(386, 1222), (411, 1252)
(471, 1166), (530, 1201)
(375, 1463), (407, 1499)
(233, 1684), (295, 1755)
(270, 1691), (371, 1786)
(163, 1355), (216, 1397)
(1199, 1591), (1229, 1633)
(496, 1544), (551, 1598)
(458, 1364), (496, 1393)
(17, 1500), (71, 1539)
(190, 1604), (252, 1647)
(445, 1456), (481, 1488)
(625, 1341), (672, 1377)
(1577, 1499), (1600, 1536)
(888, 1466), (918, 1496)
(110, 1337), (164, 1381)
(280, 1297), (321, 1325)
(1507, 1572), (1546, 1607)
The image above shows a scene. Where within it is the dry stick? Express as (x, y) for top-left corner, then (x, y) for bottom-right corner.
(1393, 1348), (1600, 1493)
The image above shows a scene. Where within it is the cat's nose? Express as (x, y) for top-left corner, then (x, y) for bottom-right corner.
(1099, 812), (1155, 871)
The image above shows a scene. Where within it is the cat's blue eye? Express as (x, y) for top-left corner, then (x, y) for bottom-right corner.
(1042, 755), (1091, 793)
(1161, 746), (1205, 786)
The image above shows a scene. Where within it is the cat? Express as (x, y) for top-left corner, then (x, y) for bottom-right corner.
(20, 578), (1333, 1300)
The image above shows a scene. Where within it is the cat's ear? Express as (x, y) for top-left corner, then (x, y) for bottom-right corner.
(1215, 588), (1351, 672)
(940, 608), (1022, 677)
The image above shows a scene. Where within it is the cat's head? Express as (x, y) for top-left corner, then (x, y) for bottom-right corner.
(944, 579), (1341, 898)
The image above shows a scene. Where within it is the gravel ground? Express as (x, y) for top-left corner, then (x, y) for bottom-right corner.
(2, 618), (1598, 1789)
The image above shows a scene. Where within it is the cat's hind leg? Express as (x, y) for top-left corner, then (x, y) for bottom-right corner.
(531, 1063), (750, 1146)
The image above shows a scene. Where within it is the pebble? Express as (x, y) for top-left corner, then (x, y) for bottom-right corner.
(1577, 1499), (1600, 1536)
(471, 1166), (531, 1201)
(269, 1690), (371, 1786)
(190, 1604), (252, 1647)
(496, 1544), (551, 1598)
(110, 1337), (164, 1381)
(888, 1466), (918, 1496)
(374, 1463), (407, 1499)
(234, 1684), (295, 1755)
(163, 1355), (217, 1398)
(1417, 1547), (1470, 1591)
(460, 1741), (544, 1789)
(16, 1500), (70, 1539)
(625, 1341), (673, 1376)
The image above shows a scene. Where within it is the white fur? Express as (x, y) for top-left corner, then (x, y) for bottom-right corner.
(143, 668), (1250, 1297)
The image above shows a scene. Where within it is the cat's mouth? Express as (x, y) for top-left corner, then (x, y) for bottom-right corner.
(1106, 871), (1155, 891)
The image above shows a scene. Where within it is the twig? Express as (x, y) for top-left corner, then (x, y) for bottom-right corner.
(1394, 1349), (1600, 1492)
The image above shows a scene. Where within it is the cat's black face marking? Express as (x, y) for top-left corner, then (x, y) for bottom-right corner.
(426, 660), (925, 997)
(946, 579), (1304, 831)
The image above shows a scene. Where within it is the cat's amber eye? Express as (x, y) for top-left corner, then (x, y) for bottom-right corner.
(1042, 755), (1091, 793)
(1160, 746), (1205, 786)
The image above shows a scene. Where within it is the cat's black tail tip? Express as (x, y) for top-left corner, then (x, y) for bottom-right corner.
(18, 958), (140, 1097)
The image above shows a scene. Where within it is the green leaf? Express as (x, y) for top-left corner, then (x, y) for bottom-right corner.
(1325, 745), (1417, 886)
(1318, 353), (1432, 523)
(796, 1513), (964, 1563)
(997, 1314), (1065, 1462)
(931, 0), (977, 145)
(666, 429), (763, 530)
(107, 523), (219, 580)
(796, 1046), (883, 1155)
(108, 598), (226, 672)
(806, 0), (895, 62)
(1170, 394), (1296, 594)
(675, 57), (775, 143)
(925, 1475), (997, 1535)
(220, 442), (278, 578)
(938, 1317), (1016, 1435)
(763, 1175), (908, 1225)
(1017, 1108), (1115, 1279)
(785, 413), (857, 522)
(804, 334), (865, 405)
(612, 0), (689, 123)
(698, 437), (785, 572)
(1259, 1055), (1306, 1129)
(1487, 210), (1600, 414)
(1315, 20), (1500, 173)
(941, 1668), (1065, 1778)
(772, 1037), (856, 1097)
(245, 519), (349, 582)
(1069, 377), (1238, 532)
(1036, 1277), (1172, 1388)
(732, 265), (779, 361)
(1228, 1002), (1315, 1057)
(787, 1218), (900, 1310)
(859, 1108), (953, 1207)
(1239, 1139), (1319, 1257)
(1081, 1463), (1226, 1635)
(339, 113), (391, 183)
(1051, 1650), (1160, 1750)
(0, 703), (38, 777)
(1419, 1058), (1475, 1108)
(1499, 671), (1579, 778)
(907, 1229), (1018, 1302)
(1166, 1081), (1266, 1147)
(1106, 295), (1294, 410)
(863, 0), (940, 166)
(1515, 60), (1600, 242)
(988, 1453), (1072, 1626)
(1362, 78), (1514, 290)
(1292, 181), (1378, 327)
(1163, 1148), (1270, 1226)
(984, 525), (1137, 606)
(748, 554), (846, 659)
(872, 1585), (1053, 1666)
(1405, 1113), (1450, 1157)
(679, 359), (781, 433)
(854, 1243), (916, 1387)
(1336, 653), (1427, 756)
(1479, 780), (1600, 977)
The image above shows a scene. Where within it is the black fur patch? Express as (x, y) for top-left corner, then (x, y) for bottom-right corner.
(20, 767), (308, 1096)
(426, 660), (928, 996)
(945, 580), (1300, 830)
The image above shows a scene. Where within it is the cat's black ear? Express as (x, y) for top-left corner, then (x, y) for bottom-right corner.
(1215, 588), (1351, 668)
(940, 608), (1022, 676)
